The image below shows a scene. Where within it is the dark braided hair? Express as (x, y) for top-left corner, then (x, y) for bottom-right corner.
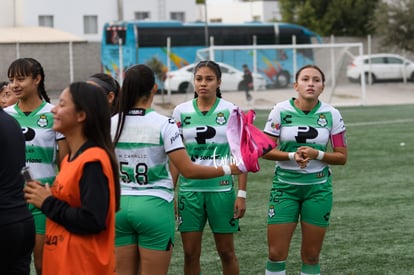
(193, 60), (222, 99)
(7, 58), (50, 103)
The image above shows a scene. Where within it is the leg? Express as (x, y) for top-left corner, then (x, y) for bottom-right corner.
(181, 231), (203, 275)
(267, 223), (297, 261)
(300, 222), (327, 265)
(213, 233), (239, 275)
(116, 244), (139, 275)
(33, 234), (44, 275)
(139, 246), (173, 275)
(0, 218), (35, 275)
(245, 88), (252, 101)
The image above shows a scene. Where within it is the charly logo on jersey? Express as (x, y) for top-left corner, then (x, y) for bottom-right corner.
(215, 112), (226, 125)
(37, 114), (49, 128)
(317, 114), (328, 127)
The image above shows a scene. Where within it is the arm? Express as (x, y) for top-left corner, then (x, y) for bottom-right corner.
(297, 131), (348, 165)
(234, 173), (247, 219)
(261, 134), (308, 168)
(25, 161), (109, 234)
(168, 148), (241, 179)
(169, 160), (180, 190)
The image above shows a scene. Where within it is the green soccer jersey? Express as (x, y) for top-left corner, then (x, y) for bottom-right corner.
(264, 98), (346, 185)
(172, 98), (236, 192)
(5, 102), (63, 185)
(111, 108), (185, 202)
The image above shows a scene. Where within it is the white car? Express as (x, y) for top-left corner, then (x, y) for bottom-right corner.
(346, 53), (414, 84)
(164, 62), (266, 93)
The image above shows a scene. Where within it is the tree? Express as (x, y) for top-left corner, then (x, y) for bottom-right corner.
(278, 0), (378, 36)
(371, 0), (414, 53)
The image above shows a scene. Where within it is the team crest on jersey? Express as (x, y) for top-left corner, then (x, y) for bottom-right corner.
(215, 112), (226, 125)
(317, 114), (328, 127)
(37, 115), (49, 128)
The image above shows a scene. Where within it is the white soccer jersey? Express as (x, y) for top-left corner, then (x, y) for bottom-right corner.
(172, 98), (236, 192)
(264, 98), (346, 185)
(111, 108), (184, 202)
(5, 102), (63, 184)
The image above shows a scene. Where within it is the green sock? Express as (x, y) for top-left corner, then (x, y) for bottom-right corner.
(266, 259), (286, 272)
(301, 263), (320, 274)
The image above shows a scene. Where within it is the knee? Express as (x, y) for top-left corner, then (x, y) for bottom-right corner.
(217, 248), (237, 263)
(301, 252), (320, 265)
(268, 247), (288, 262)
(184, 251), (199, 263)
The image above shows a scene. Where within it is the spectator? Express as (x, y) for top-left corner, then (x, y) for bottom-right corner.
(0, 106), (35, 275)
(242, 64), (253, 101)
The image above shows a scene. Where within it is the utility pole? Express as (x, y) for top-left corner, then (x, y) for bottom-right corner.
(204, 2), (208, 47)
(117, 0), (124, 21)
(196, 0), (209, 47)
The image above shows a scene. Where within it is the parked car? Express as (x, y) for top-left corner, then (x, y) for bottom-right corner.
(164, 62), (267, 93)
(346, 53), (414, 84)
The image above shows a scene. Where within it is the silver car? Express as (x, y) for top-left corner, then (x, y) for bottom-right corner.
(346, 53), (414, 84)
(164, 62), (267, 93)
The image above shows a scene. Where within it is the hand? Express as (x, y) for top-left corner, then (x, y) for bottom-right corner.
(297, 146), (320, 162)
(293, 151), (310, 169)
(24, 181), (52, 209)
(234, 197), (246, 219)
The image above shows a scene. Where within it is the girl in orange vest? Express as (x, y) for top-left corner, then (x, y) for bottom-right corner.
(24, 82), (121, 275)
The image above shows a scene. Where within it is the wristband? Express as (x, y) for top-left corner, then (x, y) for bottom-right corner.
(288, 152), (295, 161)
(237, 190), (247, 198)
(222, 165), (231, 175)
(316, 150), (325, 160)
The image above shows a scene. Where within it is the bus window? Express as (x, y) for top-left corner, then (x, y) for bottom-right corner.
(101, 21), (320, 88)
(105, 26), (126, 45)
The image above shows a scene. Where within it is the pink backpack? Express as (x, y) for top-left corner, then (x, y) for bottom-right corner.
(226, 107), (276, 173)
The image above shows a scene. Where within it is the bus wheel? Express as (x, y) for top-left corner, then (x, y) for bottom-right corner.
(275, 71), (290, 88)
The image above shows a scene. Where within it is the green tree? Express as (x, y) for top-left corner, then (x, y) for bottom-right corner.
(278, 0), (378, 36)
(372, 0), (414, 53)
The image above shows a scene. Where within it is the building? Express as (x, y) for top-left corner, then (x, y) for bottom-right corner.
(0, 0), (198, 41)
(0, 0), (278, 42)
(206, 1), (280, 23)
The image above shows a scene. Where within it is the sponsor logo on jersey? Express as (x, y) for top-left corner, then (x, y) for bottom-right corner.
(271, 122), (280, 130)
(219, 180), (230, 185)
(45, 234), (64, 250)
(268, 205), (275, 218)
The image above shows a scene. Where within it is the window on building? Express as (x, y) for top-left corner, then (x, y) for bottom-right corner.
(84, 15), (98, 34)
(170, 12), (185, 22)
(135, 12), (150, 20)
(39, 15), (54, 27)
(210, 18), (222, 23)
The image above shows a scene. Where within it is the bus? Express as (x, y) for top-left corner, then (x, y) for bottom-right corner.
(101, 21), (321, 88)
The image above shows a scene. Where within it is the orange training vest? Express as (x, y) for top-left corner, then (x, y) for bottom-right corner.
(42, 147), (116, 275)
